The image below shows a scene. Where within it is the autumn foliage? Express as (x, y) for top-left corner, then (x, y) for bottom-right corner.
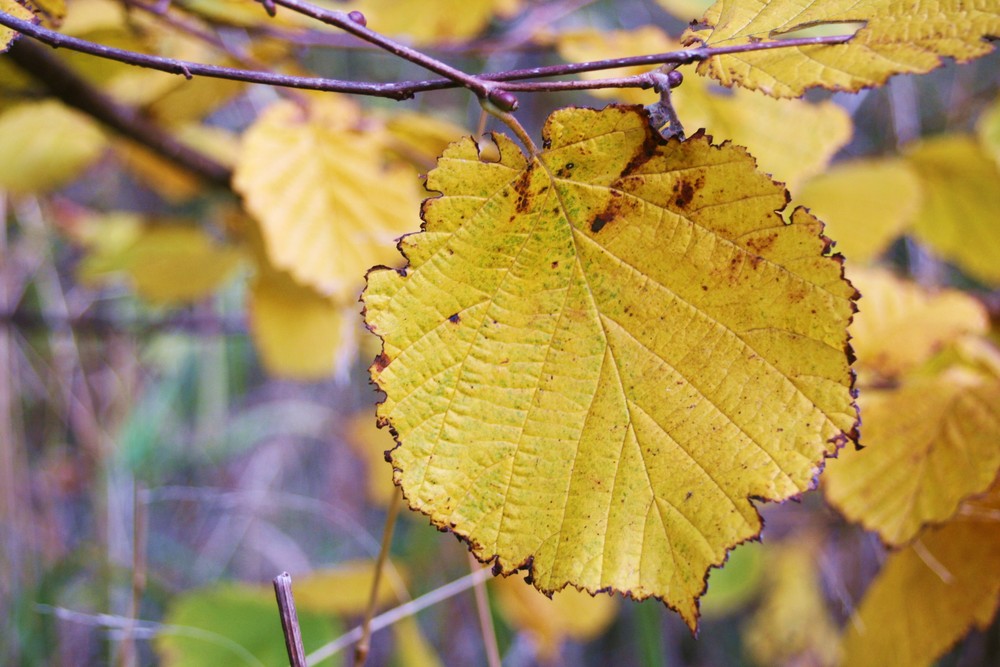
(1, 0), (999, 665)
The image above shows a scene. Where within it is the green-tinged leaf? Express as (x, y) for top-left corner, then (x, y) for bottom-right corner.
(742, 538), (840, 667)
(78, 222), (244, 305)
(840, 481), (1000, 667)
(155, 583), (339, 667)
(555, 27), (852, 189)
(682, 0), (1000, 98)
(234, 97), (421, 300)
(847, 267), (988, 383)
(699, 541), (763, 618)
(824, 367), (1000, 546)
(0, 100), (106, 192)
(906, 134), (1000, 285)
(392, 616), (444, 667)
(655, 0), (714, 20)
(364, 106), (858, 629)
(796, 159), (920, 262)
(979, 94), (1000, 166)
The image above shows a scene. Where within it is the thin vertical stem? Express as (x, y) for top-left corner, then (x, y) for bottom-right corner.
(354, 490), (402, 666)
(467, 553), (501, 667)
(274, 572), (308, 667)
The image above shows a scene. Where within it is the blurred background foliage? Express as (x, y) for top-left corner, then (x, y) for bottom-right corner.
(1, 0), (999, 665)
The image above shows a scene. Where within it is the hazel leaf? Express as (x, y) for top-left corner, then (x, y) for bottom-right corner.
(364, 105), (858, 629)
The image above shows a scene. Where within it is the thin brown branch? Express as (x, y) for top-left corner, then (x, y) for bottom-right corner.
(0, 9), (854, 101)
(354, 491), (402, 667)
(4, 37), (232, 188)
(273, 572), (308, 667)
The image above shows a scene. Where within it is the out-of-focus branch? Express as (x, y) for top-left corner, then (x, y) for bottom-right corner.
(4, 38), (233, 189)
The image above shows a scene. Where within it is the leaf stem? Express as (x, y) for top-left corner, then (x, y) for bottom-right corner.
(484, 103), (538, 156)
(353, 491), (402, 667)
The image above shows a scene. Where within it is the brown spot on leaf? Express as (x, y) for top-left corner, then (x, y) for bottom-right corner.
(672, 178), (700, 208)
(373, 352), (391, 372)
(746, 232), (778, 255)
(512, 169), (533, 213)
(555, 162), (575, 178)
(448, 313), (460, 324)
(590, 192), (631, 233)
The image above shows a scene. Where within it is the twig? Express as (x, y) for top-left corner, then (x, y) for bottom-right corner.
(274, 572), (308, 667)
(0, 9), (855, 101)
(306, 568), (494, 666)
(3, 38), (232, 188)
(354, 491), (402, 667)
(468, 553), (501, 667)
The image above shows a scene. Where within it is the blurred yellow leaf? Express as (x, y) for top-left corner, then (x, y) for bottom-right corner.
(364, 106), (857, 629)
(19, 0), (66, 24)
(248, 265), (358, 381)
(291, 559), (409, 616)
(824, 367), (1000, 546)
(840, 480), (1000, 667)
(555, 27), (851, 188)
(682, 0), (1000, 98)
(234, 97), (421, 300)
(743, 539), (840, 667)
(1, 1), (34, 52)
(978, 94), (1000, 167)
(79, 222), (244, 305)
(906, 134), (1000, 285)
(847, 267), (988, 382)
(699, 541), (763, 619)
(492, 576), (618, 660)
(655, 0), (714, 20)
(0, 100), (106, 193)
(796, 159), (920, 262)
(384, 111), (468, 171)
(345, 0), (522, 45)
(391, 617), (443, 667)
(344, 411), (399, 507)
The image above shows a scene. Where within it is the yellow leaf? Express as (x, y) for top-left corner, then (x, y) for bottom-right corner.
(796, 159), (920, 262)
(682, 0), (1000, 98)
(742, 539), (840, 667)
(840, 480), (1000, 667)
(655, 0), (715, 20)
(79, 222), (244, 305)
(19, 0), (66, 25)
(391, 617), (443, 667)
(364, 106), (858, 629)
(384, 111), (469, 171)
(847, 267), (988, 382)
(555, 27), (851, 188)
(1, 0), (34, 52)
(290, 560), (409, 616)
(0, 100), (106, 193)
(345, 0), (522, 45)
(344, 410), (399, 507)
(248, 265), (359, 381)
(824, 368), (1000, 546)
(233, 97), (421, 300)
(906, 134), (1000, 285)
(492, 576), (618, 660)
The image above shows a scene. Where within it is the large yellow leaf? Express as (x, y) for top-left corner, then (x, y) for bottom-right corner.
(840, 481), (1000, 667)
(824, 368), (1000, 546)
(290, 559), (408, 616)
(555, 27), (851, 189)
(344, 0), (522, 45)
(364, 106), (858, 628)
(796, 159), (920, 263)
(234, 97), (421, 300)
(847, 267), (988, 383)
(682, 0), (1000, 98)
(905, 134), (1000, 285)
(979, 94), (1000, 167)
(0, 100), (106, 193)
